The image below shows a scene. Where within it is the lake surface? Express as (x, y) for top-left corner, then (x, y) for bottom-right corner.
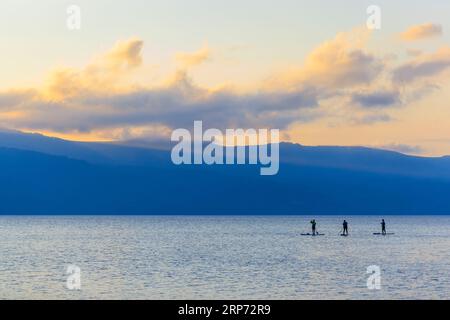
(0, 216), (449, 300)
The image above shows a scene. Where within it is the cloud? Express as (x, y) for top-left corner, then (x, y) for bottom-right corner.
(0, 90), (35, 108)
(105, 38), (144, 69)
(12, 71), (319, 133)
(175, 45), (211, 68)
(400, 23), (443, 41)
(406, 49), (423, 57)
(303, 32), (382, 88)
(393, 47), (450, 83)
(270, 28), (383, 90)
(1, 36), (333, 135)
(4, 27), (447, 141)
(0, 63), (323, 136)
(352, 90), (400, 108)
(44, 38), (144, 100)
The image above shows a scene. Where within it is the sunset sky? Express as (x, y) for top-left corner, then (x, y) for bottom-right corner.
(1, 0), (450, 156)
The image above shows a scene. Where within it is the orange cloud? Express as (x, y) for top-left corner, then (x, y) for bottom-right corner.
(400, 23), (443, 41)
(44, 38), (144, 100)
(267, 28), (382, 90)
(393, 46), (450, 83)
(2, 29), (450, 155)
(175, 45), (211, 69)
(104, 38), (144, 69)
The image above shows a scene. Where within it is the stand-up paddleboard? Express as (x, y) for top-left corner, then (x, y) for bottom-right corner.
(301, 233), (325, 236)
(373, 233), (395, 235)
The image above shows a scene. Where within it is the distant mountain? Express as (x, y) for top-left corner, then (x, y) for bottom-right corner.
(280, 143), (450, 180)
(1, 130), (450, 179)
(0, 130), (169, 166)
(1, 130), (450, 214)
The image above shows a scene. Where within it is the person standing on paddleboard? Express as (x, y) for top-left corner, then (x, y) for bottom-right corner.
(311, 219), (317, 236)
(342, 220), (349, 236)
(310, 219), (317, 235)
(381, 219), (386, 235)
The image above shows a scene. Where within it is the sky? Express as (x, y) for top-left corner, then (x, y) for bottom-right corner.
(1, 0), (450, 156)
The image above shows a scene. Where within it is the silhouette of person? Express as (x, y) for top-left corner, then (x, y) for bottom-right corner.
(343, 220), (349, 235)
(381, 219), (386, 235)
(310, 219), (317, 235)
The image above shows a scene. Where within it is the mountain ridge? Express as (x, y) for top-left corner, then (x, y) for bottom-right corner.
(1, 130), (450, 214)
(1, 130), (449, 180)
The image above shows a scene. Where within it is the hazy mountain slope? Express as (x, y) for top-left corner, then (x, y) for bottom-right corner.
(1, 146), (450, 214)
(1, 130), (450, 180)
(0, 130), (169, 166)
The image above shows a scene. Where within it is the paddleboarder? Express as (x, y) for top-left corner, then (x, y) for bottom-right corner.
(342, 220), (349, 236)
(381, 219), (386, 235)
(310, 219), (317, 236)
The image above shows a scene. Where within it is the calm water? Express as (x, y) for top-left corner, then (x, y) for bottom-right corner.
(0, 216), (449, 300)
